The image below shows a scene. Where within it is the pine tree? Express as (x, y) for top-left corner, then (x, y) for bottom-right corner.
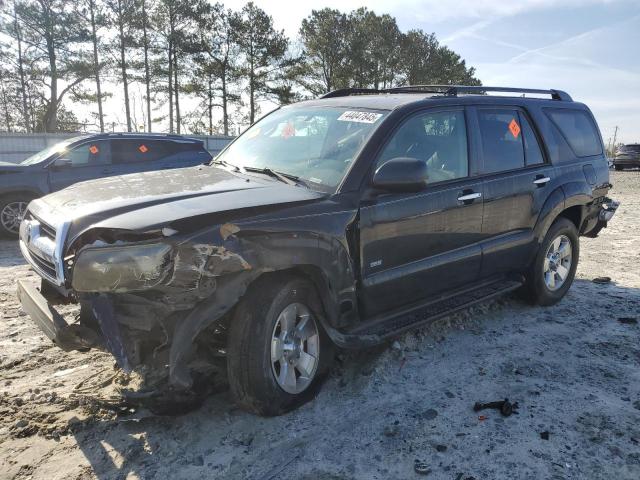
(12, 0), (92, 132)
(233, 2), (289, 124)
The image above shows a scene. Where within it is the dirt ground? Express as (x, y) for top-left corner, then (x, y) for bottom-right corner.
(1, 171), (639, 480)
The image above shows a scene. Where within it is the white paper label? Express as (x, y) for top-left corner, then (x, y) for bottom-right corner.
(337, 111), (383, 124)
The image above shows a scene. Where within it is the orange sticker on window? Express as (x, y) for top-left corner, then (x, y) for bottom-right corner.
(509, 119), (521, 138)
(89, 145), (99, 154)
(281, 122), (295, 139)
(139, 144), (148, 153)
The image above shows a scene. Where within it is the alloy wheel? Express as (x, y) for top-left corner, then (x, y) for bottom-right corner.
(0, 201), (28, 235)
(543, 234), (573, 291)
(270, 302), (320, 394)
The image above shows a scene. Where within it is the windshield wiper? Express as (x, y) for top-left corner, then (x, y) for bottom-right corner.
(241, 166), (300, 187)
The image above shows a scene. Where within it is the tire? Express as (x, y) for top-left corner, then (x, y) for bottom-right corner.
(614, 165), (623, 171)
(227, 275), (333, 416)
(523, 217), (579, 306)
(0, 195), (31, 238)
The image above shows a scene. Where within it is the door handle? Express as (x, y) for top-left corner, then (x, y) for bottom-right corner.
(457, 192), (482, 202)
(533, 176), (551, 186)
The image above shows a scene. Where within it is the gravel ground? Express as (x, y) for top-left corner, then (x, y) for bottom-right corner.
(1, 171), (639, 480)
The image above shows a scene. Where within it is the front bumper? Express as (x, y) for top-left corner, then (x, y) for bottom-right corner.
(17, 279), (98, 352)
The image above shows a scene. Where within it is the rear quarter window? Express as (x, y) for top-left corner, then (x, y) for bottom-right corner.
(545, 109), (602, 157)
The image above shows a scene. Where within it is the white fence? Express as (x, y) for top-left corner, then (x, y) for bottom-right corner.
(0, 133), (234, 164)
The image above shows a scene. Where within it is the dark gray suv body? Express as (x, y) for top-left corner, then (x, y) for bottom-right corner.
(16, 86), (619, 415)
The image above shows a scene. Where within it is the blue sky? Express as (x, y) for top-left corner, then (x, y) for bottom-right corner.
(226, 0), (640, 145)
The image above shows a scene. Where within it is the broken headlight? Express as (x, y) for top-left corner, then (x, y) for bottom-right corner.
(71, 243), (172, 293)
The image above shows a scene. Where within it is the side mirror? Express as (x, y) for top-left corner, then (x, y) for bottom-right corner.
(53, 157), (72, 169)
(372, 157), (428, 193)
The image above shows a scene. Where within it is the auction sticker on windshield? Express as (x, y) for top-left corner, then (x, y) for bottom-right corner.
(338, 111), (383, 124)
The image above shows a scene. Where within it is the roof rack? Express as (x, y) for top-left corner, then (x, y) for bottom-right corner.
(320, 85), (572, 101)
(443, 86), (572, 101)
(321, 88), (381, 98)
(320, 85), (450, 98)
(102, 132), (199, 140)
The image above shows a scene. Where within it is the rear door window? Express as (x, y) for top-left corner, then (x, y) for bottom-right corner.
(545, 109), (602, 157)
(478, 109), (525, 173)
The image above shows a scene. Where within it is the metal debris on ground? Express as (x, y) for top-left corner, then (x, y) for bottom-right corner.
(413, 459), (430, 475)
(592, 276), (612, 284)
(618, 317), (638, 325)
(473, 398), (519, 417)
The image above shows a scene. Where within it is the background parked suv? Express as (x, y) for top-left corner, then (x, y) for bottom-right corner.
(613, 143), (640, 170)
(0, 133), (212, 236)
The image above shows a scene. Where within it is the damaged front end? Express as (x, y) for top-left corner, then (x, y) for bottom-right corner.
(18, 221), (263, 403)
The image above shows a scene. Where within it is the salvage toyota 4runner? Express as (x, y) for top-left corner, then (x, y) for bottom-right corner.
(18, 86), (618, 416)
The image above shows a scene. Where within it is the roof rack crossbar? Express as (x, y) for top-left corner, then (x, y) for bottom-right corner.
(444, 86), (572, 101)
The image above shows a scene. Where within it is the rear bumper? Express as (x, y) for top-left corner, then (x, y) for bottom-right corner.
(583, 197), (619, 238)
(613, 157), (640, 167)
(17, 279), (98, 352)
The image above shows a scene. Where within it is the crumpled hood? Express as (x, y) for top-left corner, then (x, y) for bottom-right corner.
(28, 165), (325, 239)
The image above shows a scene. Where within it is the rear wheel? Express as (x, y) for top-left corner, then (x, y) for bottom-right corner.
(0, 195), (31, 237)
(227, 275), (332, 416)
(614, 165), (624, 171)
(523, 217), (579, 306)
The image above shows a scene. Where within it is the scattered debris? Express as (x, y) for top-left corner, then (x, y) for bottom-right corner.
(435, 444), (447, 452)
(478, 415), (488, 421)
(383, 424), (400, 437)
(231, 432), (254, 447)
(618, 317), (638, 325)
(540, 431), (550, 440)
(414, 459), (430, 475)
(422, 408), (438, 420)
(592, 276), (612, 284)
(14, 419), (28, 429)
(473, 399), (519, 417)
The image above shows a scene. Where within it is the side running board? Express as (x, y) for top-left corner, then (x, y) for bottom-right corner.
(333, 279), (523, 348)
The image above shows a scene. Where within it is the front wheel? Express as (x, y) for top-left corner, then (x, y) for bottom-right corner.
(0, 195), (31, 237)
(614, 165), (624, 171)
(523, 217), (579, 306)
(227, 275), (332, 416)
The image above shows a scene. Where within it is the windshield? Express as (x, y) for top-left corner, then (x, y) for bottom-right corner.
(215, 106), (388, 191)
(20, 137), (86, 165)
